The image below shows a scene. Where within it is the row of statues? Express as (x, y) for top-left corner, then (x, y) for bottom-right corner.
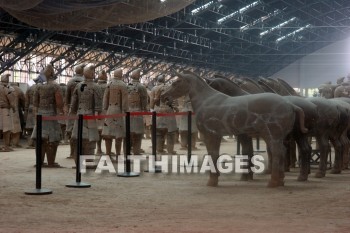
(0, 74), (25, 152)
(0, 64), (198, 168)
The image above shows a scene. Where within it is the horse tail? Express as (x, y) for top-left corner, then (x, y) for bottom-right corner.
(292, 104), (308, 133)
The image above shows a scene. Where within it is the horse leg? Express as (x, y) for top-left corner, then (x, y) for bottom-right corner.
(264, 147), (272, 175)
(330, 138), (342, 174)
(315, 136), (329, 178)
(265, 140), (285, 188)
(238, 134), (254, 181)
(284, 135), (292, 172)
(203, 133), (222, 187)
(295, 135), (311, 181)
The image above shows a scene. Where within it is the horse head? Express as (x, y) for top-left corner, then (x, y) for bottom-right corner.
(161, 71), (191, 104)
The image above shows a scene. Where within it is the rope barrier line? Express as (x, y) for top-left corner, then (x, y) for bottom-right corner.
(40, 111), (195, 121)
(42, 115), (78, 121)
(84, 113), (126, 120)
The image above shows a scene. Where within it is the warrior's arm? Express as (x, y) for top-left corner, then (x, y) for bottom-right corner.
(140, 86), (148, 111)
(69, 87), (78, 114)
(102, 85), (110, 111)
(149, 88), (156, 110)
(121, 86), (129, 113)
(55, 86), (64, 114)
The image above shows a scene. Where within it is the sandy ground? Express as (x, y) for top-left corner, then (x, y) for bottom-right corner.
(1, 137), (350, 233)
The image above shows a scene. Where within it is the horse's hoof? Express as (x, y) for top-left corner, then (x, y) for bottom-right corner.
(240, 173), (253, 181)
(297, 175), (308, 182)
(207, 179), (218, 187)
(315, 172), (325, 178)
(330, 169), (341, 174)
(267, 180), (279, 188)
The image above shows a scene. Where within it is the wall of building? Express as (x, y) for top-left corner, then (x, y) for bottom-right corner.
(270, 36), (350, 89)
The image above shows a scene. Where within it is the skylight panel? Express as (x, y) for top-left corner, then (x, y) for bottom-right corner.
(217, 0), (261, 24)
(276, 24), (311, 42)
(260, 17), (296, 37)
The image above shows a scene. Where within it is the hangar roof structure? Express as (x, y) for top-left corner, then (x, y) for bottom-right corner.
(1, 0), (350, 79)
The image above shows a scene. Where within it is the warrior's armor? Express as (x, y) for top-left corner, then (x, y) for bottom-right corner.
(31, 65), (64, 167)
(65, 64), (85, 158)
(150, 75), (177, 154)
(65, 64), (85, 132)
(96, 70), (108, 155)
(102, 69), (129, 157)
(0, 74), (16, 151)
(70, 65), (102, 159)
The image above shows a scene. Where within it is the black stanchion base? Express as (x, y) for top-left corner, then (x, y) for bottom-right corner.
(25, 188), (53, 195)
(117, 172), (140, 177)
(66, 182), (91, 188)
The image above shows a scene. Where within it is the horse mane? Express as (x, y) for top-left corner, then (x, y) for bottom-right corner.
(277, 78), (300, 96)
(257, 78), (278, 93)
(213, 74), (236, 82)
(181, 70), (207, 84)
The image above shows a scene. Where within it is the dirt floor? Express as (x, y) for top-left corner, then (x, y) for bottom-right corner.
(1, 137), (350, 233)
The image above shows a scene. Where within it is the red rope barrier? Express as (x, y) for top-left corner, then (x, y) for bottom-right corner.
(42, 115), (78, 121)
(83, 113), (126, 120)
(41, 111), (195, 121)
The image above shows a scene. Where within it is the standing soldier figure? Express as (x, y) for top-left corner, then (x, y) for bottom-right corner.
(70, 65), (102, 164)
(65, 64), (85, 158)
(127, 68), (148, 155)
(31, 64), (64, 167)
(102, 68), (128, 159)
(0, 74), (16, 152)
(150, 74), (178, 154)
(24, 81), (40, 149)
(10, 82), (25, 148)
(96, 70), (108, 155)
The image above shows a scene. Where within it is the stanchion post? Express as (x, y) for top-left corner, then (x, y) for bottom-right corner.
(236, 137), (241, 155)
(25, 114), (52, 195)
(187, 111), (192, 163)
(66, 114), (91, 188)
(118, 112), (139, 177)
(144, 111), (161, 173)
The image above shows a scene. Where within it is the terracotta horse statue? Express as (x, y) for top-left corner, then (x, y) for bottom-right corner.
(161, 71), (308, 187)
(205, 76), (317, 181)
(258, 78), (350, 177)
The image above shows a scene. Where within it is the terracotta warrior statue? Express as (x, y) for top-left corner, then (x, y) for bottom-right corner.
(318, 81), (336, 99)
(178, 94), (198, 150)
(10, 82), (25, 148)
(25, 82), (39, 149)
(0, 74), (16, 152)
(102, 68), (129, 159)
(70, 65), (102, 163)
(150, 74), (177, 154)
(96, 70), (108, 155)
(31, 64), (64, 167)
(65, 64), (85, 158)
(127, 68), (148, 155)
